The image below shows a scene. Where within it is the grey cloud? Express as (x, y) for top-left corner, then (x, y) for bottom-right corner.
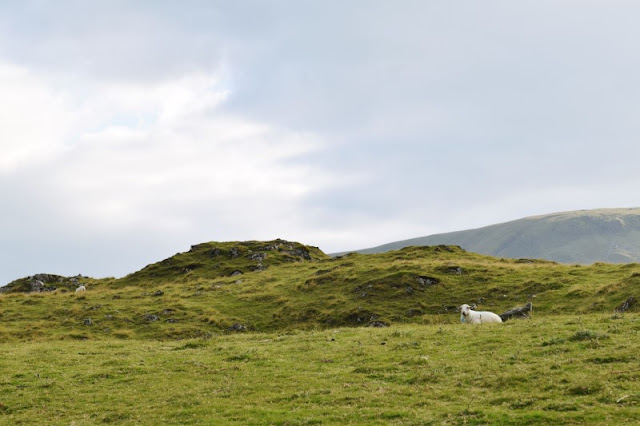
(0, 0), (225, 82)
(2, 1), (640, 283)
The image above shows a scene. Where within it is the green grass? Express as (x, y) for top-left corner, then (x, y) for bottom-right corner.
(1, 243), (639, 340)
(0, 315), (639, 424)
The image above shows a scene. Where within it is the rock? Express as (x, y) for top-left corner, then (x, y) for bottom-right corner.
(143, 314), (160, 322)
(228, 323), (246, 332)
(29, 278), (57, 292)
(32, 273), (65, 283)
(83, 318), (93, 326)
(166, 319), (179, 323)
(208, 248), (223, 257)
(31, 280), (46, 291)
(615, 296), (636, 312)
(153, 290), (164, 297)
(369, 321), (389, 328)
(345, 309), (381, 324)
(286, 248), (312, 261)
(247, 252), (267, 261)
(416, 276), (439, 286)
(230, 270), (243, 277)
(249, 263), (268, 272)
(499, 302), (533, 322)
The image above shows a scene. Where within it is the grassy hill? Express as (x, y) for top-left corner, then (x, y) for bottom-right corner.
(348, 208), (640, 264)
(1, 239), (638, 341)
(1, 239), (639, 424)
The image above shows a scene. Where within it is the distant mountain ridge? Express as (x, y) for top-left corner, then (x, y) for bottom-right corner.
(346, 208), (640, 264)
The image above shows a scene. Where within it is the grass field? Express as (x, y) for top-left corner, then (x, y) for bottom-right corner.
(1, 314), (639, 425)
(1, 241), (639, 424)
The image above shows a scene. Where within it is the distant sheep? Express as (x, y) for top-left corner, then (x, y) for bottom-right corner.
(75, 285), (86, 293)
(459, 304), (503, 324)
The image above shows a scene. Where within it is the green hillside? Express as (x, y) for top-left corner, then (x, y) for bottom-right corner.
(349, 208), (640, 264)
(2, 239), (639, 424)
(1, 239), (638, 341)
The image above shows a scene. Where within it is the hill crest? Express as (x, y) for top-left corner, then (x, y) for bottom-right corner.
(347, 208), (640, 264)
(1, 239), (328, 292)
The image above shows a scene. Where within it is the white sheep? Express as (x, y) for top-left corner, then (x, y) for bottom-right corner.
(75, 285), (86, 293)
(459, 304), (503, 324)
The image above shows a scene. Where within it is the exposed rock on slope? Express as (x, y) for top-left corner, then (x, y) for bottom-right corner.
(119, 239), (328, 285)
(1, 273), (86, 294)
(1, 239), (327, 291)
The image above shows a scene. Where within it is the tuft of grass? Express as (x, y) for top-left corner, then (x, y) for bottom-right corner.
(569, 330), (609, 342)
(173, 341), (208, 350)
(112, 330), (133, 339)
(542, 337), (566, 346)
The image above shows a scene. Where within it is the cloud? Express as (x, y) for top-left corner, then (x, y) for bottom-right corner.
(0, 64), (77, 172)
(0, 0), (226, 83)
(0, 61), (336, 281)
(2, 1), (640, 283)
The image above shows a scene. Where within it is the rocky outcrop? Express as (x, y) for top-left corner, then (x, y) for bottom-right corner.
(615, 296), (636, 312)
(1, 273), (85, 294)
(122, 239), (328, 285)
(499, 302), (533, 321)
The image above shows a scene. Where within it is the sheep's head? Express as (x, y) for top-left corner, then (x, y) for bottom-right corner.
(459, 304), (471, 317)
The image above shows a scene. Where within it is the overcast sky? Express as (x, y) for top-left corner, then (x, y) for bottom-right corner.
(2, 1), (640, 284)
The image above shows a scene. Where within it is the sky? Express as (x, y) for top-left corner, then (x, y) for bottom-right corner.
(2, 0), (640, 285)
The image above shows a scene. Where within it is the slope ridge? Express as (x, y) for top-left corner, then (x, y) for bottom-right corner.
(351, 208), (640, 264)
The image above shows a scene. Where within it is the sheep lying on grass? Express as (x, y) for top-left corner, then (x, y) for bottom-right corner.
(459, 304), (503, 324)
(75, 285), (86, 293)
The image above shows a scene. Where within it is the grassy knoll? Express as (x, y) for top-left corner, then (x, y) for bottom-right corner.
(0, 243), (639, 341)
(0, 315), (639, 424)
